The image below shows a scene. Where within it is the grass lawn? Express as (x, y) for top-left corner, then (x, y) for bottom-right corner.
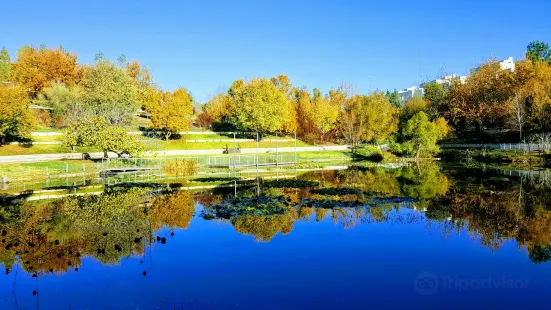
(0, 160), (101, 180)
(0, 144), (99, 156)
(1, 137), (314, 156)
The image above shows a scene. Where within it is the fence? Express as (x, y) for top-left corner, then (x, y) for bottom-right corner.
(441, 143), (551, 151)
(101, 153), (298, 171)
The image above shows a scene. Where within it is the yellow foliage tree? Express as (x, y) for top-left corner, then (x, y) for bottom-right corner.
(0, 85), (35, 143)
(150, 88), (194, 140)
(361, 92), (399, 143)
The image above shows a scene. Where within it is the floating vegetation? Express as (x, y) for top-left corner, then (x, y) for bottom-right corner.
(300, 198), (368, 209)
(370, 197), (417, 204)
(207, 196), (292, 219)
(262, 179), (319, 189)
(310, 188), (364, 196)
(202, 214), (215, 220)
(193, 177), (240, 183)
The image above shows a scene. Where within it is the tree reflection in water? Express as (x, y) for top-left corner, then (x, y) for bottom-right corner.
(3, 162), (551, 277)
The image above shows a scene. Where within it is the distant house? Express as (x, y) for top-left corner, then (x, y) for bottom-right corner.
(499, 57), (515, 72)
(398, 86), (424, 102)
(422, 74), (468, 90)
(471, 56), (515, 74)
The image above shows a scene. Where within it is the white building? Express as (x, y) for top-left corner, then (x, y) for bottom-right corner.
(499, 57), (515, 72)
(471, 56), (515, 74)
(423, 74), (468, 89)
(398, 86), (424, 102)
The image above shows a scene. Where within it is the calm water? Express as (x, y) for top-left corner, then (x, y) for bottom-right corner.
(1, 163), (551, 309)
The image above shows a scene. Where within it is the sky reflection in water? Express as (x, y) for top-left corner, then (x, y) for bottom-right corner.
(1, 164), (551, 309)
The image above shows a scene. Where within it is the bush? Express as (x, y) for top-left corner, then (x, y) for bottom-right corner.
(355, 145), (384, 161)
(162, 160), (198, 176)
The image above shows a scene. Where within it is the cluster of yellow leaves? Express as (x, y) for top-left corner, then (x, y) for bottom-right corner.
(0, 85), (35, 142)
(150, 88), (194, 140)
(11, 46), (82, 96)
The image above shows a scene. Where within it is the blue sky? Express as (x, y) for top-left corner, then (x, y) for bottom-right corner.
(2, 0), (550, 102)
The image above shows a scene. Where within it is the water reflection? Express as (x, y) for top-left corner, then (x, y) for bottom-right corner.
(2, 162), (551, 280)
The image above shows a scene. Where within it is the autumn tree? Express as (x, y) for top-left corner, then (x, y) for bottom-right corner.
(228, 78), (292, 135)
(199, 93), (233, 128)
(0, 85), (35, 143)
(81, 58), (138, 125)
(517, 60), (551, 131)
(150, 88), (194, 140)
(507, 89), (527, 142)
(337, 93), (363, 146)
(11, 46), (82, 96)
(361, 92), (398, 143)
(0, 48), (10, 82)
(402, 94), (429, 121)
(443, 59), (515, 134)
(271, 75), (297, 133)
(125, 60), (157, 111)
(294, 87), (339, 142)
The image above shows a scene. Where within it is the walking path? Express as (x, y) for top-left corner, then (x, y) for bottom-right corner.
(0, 145), (349, 163)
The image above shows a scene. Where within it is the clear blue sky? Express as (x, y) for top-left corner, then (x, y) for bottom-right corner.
(2, 0), (550, 102)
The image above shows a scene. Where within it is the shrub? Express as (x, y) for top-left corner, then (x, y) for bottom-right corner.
(162, 160), (198, 176)
(355, 145), (384, 161)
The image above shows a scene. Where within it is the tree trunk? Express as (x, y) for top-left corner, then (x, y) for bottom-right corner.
(165, 131), (171, 141)
(415, 145), (421, 160)
(103, 150), (108, 159)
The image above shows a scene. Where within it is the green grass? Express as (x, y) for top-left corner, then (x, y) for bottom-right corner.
(0, 144), (99, 156)
(34, 125), (62, 133)
(0, 138), (313, 156)
(0, 160), (100, 181)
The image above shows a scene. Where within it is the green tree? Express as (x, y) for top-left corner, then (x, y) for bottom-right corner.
(388, 90), (403, 108)
(0, 48), (10, 82)
(229, 78), (291, 135)
(35, 81), (85, 127)
(0, 85), (35, 143)
(150, 88), (194, 140)
(81, 59), (138, 125)
(526, 41), (551, 65)
(423, 82), (446, 118)
(62, 117), (144, 157)
(401, 112), (450, 159)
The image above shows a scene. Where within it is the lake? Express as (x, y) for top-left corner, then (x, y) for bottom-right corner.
(1, 163), (551, 309)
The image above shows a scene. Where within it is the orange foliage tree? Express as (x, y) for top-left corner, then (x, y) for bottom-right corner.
(11, 46), (82, 96)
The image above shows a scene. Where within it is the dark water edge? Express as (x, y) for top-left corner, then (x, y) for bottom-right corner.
(1, 162), (551, 309)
